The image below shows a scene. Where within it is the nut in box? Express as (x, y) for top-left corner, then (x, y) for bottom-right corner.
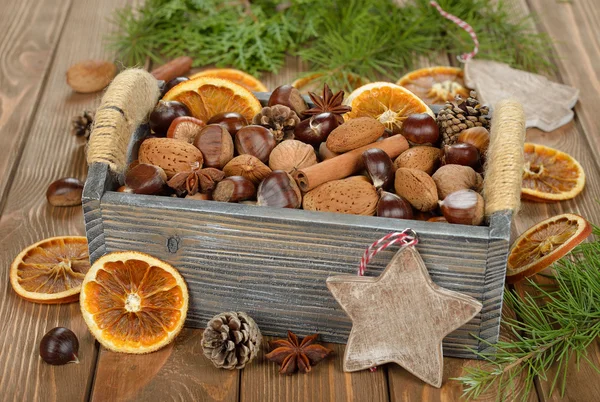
(83, 69), (525, 358)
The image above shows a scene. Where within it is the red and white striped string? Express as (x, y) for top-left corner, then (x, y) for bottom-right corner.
(430, 1), (479, 63)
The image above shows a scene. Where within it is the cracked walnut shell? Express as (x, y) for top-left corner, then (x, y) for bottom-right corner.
(269, 140), (317, 174)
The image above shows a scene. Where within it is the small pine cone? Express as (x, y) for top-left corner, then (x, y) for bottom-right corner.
(201, 311), (262, 370)
(253, 105), (300, 142)
(438, 91), (490, 146)
(71, 110), (95, 140)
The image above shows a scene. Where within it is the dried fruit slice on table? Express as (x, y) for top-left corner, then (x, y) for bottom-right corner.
(506, 214), (592, 284)
(188, 68), (268, 92)
(343, 82), (433, 134)
(80, 251), (188, 354)
(10, 236), (90, 304)
(162, 77), (262, 123)
(522, 143), (585, 202)
(396, 66), (470, 105)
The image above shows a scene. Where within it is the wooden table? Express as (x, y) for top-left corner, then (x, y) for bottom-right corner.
(0, 0), (598, 401)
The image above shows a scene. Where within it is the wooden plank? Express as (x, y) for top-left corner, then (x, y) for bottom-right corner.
(90, 329), (239, 402)
(0, 0), (132, 400)
(0, 0), (71, 210)
(240, 335), (389, 402)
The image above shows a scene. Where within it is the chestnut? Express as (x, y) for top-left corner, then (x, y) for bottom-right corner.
(361, 148), (395, 190)
(193, 124), (234, 169)
(149, 100), (191, 136)
(212, 176), (256, 202)
(167, 116), (206, 143)
(208, 112), (248, 135)
(161, 76), (189, 97)
(401, 113), (439, 145)
(440, 189), (484, 226)
(46, 177), (84, 207)
(377, 191), (413, 220)
(442, 143), (480, 169)
(40, 327), (79, 365)
(257, 170), (302, 209)
(125, 163), (168, 195)
(293, 112), (339, 145)
(234, 125), (276, 163)
(268, 85), (308, 117)
(457, 127), (490, 156)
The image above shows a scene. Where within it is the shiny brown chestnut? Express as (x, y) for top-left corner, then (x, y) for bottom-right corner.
(293, 112), (339, 145)
(161, 76), (189, 97)
(193, 124), (234, 169)
(39, 327), (79, 365)
(268, 85), (308, 117)
(361, 148), (395, 190)
(257, 170), (302, 209)
(376, 191), (413, 220)
(149, 100), (191, 136)
(401, 113), (439, 145)
(440, 189), (484, 226)
(442, 143), (480, 169)
(212, 176), (256, 202)
(207, 112), (248, 135)
(46, 177), (84, 207)
(125, 163), (168, 195)
(234, 125), (276, 163)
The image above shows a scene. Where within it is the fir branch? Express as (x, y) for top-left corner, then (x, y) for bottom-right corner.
(454, 226), (600, 401)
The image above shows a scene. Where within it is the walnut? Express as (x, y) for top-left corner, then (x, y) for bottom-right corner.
(268, 140), (318, 174)
(223, 154), (272, 184)
(432, 164), (483, 200)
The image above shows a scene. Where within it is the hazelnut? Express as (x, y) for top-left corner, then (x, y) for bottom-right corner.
(193, 124), (234, 169)
(257, 171), (302, 209)
(442, 143), (480, 169)
(361, 148), (394, 190)
(394, 168), (438, 211)
(223, 155), (272, 184)
(376, 190), (413, 220)
(440, 189), (484, 225)
(234, 125), (276, 163)
(269, 140), (317, 174)
(212, 176), (256, 202)
(457, 127), (490, 156)
(394, 146), (442, 175)
(46, 178), (84, 207)
(432, 164), (483, 200)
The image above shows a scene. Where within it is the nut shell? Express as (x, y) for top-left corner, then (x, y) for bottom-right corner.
(440, 189), (485, 225)
(269, 140), (317, 174)
(234, 125), (276, 163)
(432, 164), (483, 200)
(66, 60), (116, 93)
(46, 178), (84, 207)
(326, 117), (385, 153)
(138, 137), (204, 178)
(457, 127), (490, 156)
(167, 116), (206, 143)
(394, 168), (438, 211)
(257, 171), (302, 209)
(303, 176), (378, 216)
(212, 176), (256, 202)
(394, 146), (442, 175)
(223, 155), (272, 184)
(193, 124), (234, 169)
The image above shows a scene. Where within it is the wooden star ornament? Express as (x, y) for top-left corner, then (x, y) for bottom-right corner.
(326, 246), (482, 388)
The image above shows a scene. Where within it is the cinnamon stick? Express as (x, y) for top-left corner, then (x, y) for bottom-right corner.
(151, 56), (193, 82)
(294, 135), (409, 192)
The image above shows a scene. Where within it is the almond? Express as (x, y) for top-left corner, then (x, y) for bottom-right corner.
(394, 168), (438, 211)
(303, 176), (378, 215)
(66, 60), (117, 93)
(394, 146), (442, 175)
(326, 117), (385, 153)
(138, 137), (203, 178)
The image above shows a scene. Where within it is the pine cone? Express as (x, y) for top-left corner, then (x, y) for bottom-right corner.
(253, 105), (300, 142)
(71, 110), (95, 140)
(437, 91), (490, 146)
(201, 311), (262, 370)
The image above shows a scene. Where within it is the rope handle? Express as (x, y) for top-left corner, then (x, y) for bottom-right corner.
(87, 69), (161, 174)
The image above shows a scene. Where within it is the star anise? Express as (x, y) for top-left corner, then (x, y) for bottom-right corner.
(265, 331), (332, 374)
(305, 84), (352, 122)
(167, 163), (225, 196)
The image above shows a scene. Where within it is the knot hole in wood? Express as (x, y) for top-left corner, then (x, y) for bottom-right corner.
(166, 236), (181, 253)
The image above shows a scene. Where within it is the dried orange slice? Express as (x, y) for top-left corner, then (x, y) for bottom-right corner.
(10, 236), (90, 304)
(522, 143), (585, 202)
(396, 66), (470, 105)
(506, 214), (592, 283)
(80, 251), (188, 354)
(188, 68), (268, 92)
(162, 77), (262, 123)
(343, 82), (433, 134)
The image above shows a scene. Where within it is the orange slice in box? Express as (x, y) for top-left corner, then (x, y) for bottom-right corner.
(396, 66), (470, 105)
(522, 143), (585, 202)
(10, 236), (90, 304)
(506, 214), (592, 284)
(162, 77), (262, 123)
(80, 251), (188, 354)
(188, 68), (268, 92)
(343, 82), (433, 134)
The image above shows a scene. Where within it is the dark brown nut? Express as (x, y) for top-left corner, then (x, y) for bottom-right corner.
(394, 146), (442, 175)
(293, 113), (339, 145)
(440, 189), (484, 226)
(212, 176), (256, 202)
(193, 124), (234, 169)
(234, 125), (276, 163)
(442, 143), (480, 169)
(207, 112), (248, 135)
(166, 116), (206, 143)
(377, 190), (413, 220)
(457, 127), (490, 156)
(362, 148), (394, 190)
(125, 163), (168, 195)
(149, 101), (191, 137)
(401, 113), (439, 145)
(257, 171), (302, 209)
(432, 164), (483, 200)
(268, 85), (308, 117)
(223, 155), (272, 184)
(394, 168), (438, 212)
(46, 178), (84, 207)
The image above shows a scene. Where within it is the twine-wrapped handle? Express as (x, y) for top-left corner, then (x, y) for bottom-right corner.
(87, 69), (160, 174)
(483, 99), (526, 216)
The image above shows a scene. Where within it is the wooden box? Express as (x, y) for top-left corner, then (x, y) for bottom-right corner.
(83, 80), (524, 359)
